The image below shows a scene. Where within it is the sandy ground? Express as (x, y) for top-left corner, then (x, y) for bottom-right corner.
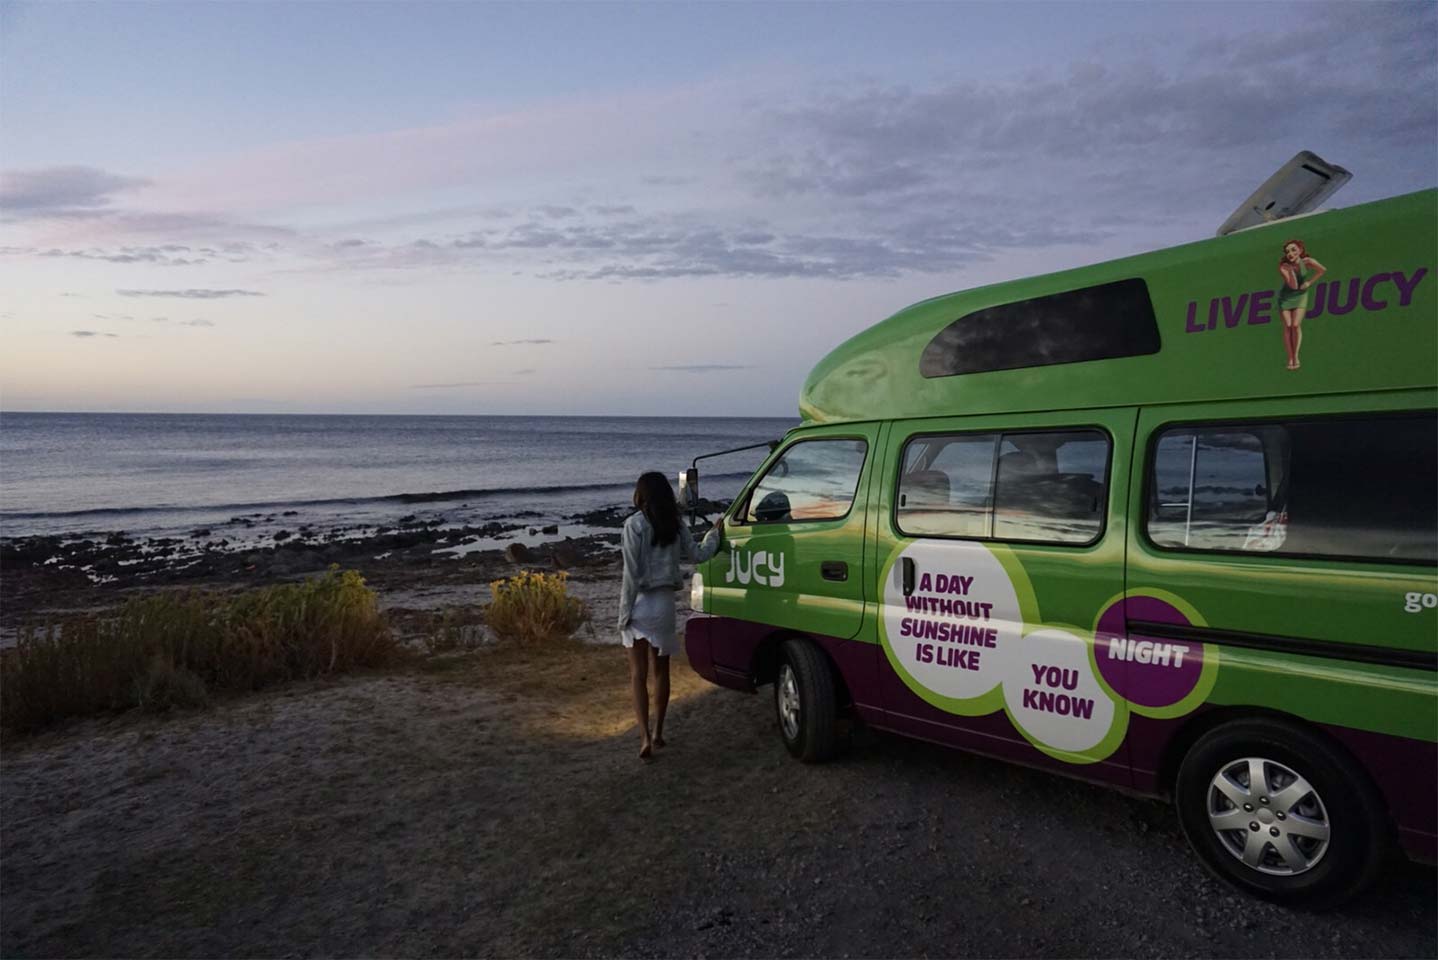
(2, 568), (1436, 958)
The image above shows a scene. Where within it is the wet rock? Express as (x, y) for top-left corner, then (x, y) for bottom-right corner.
(274, 530), (291, 542)
(504, 543), (533, 564)
(541, 524), (559, 534)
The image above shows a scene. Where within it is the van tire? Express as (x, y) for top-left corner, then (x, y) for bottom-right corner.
(1174, 718), (1390, 908)
(775, 639), (839, 763)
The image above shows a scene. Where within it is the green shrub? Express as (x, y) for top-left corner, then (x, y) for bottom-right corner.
(485, 571), (587, 645)
(0, 567), (397, 733)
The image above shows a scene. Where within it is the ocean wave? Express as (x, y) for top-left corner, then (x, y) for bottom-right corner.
(0, 470), (757, 521)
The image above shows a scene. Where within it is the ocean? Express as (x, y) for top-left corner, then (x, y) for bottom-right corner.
(0, 413), (794, 544)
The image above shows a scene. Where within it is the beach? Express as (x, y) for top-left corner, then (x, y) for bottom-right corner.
(4, 615), (1435, 958)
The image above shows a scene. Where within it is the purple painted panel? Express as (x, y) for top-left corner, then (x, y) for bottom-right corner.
(1126, 708), (1437, 863)
(874, 707), (1132, 788)
(1324, 723), (1438, 863)
(684, 616), (719, 684)
(807, 631), (884, 714)
(684, 615), (884, 714)
(879, 679), (1133, 789)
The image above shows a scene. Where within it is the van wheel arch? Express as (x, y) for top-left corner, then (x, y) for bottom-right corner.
(1159, 707), (1383, 806)
(1159, 706), (1399, 852)
(751, 631), (853, 712)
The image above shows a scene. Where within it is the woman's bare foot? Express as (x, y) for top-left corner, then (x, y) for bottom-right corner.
(653, 735), (667, 749)
(639, 738), (653, 760)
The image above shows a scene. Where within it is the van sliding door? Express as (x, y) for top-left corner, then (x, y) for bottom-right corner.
(873, 409), (1137, 787)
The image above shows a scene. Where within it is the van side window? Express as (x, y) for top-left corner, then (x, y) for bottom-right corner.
(744, 439), (868, 523)
(1146, 414), (1437, 563)
(919, 278), (1161, 378)
(898, 429), (1109, 545)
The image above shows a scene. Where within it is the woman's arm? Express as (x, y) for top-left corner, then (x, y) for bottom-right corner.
(1280, 262), (1299, 289)
(1301, 258), (1326, 288)
(618, 519), (643, 630)
(690, 517), (724, 564)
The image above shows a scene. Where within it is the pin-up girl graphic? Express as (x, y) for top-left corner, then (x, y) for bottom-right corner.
(1277, 239), (1326, 370)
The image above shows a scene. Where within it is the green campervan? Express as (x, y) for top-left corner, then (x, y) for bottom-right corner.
(682, 156), (1437, 906)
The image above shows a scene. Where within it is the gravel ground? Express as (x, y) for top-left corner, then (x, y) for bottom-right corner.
(3, 639), (1434, 959)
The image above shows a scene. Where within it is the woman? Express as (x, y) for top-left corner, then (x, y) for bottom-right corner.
(1277, 239), (1326, 371)
(619, 471), (724, 759)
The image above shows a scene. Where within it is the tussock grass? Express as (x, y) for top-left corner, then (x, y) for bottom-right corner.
(1, 568), (398, 733)
(485, 571), (587, 645)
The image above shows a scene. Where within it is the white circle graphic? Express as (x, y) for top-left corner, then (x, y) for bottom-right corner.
(881, 541), (1020, 701)
(1000, 627), (1115, 754)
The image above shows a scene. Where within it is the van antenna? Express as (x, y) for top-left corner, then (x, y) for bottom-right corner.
(1216, 150), (1352, 237)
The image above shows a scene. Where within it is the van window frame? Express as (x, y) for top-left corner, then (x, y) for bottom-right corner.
(729, 434), (871, 527)
(1139, 410), (1438, 568)
(891, 424), (1114, 548)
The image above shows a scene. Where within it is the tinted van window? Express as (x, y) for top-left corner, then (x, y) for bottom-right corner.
(1147, 414), (1437, 563)
(898, 429), (1109, 544)
(745, 439), (867, 523)
(919, 278), (1160, 377)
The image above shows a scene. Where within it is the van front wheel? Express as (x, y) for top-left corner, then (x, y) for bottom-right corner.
(1175, 719), (1390, 907)
(775, 639), (839, 763)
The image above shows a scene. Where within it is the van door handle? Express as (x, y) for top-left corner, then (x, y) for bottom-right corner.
(902, 557), (916, 596)
(821, 560), (848, 582)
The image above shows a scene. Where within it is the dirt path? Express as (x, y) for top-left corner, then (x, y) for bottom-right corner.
(3, 643), (1434, 958)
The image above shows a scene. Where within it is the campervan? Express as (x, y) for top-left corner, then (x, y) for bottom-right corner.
(681, 156), (1437, 906)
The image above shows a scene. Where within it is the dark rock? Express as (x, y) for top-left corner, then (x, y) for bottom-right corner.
(549, 541), (577, 569)
(274, 530), (291, 542)
(541, 524), (559, 534)
(504, 543), (532, 564)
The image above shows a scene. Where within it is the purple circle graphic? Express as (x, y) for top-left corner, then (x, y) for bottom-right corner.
(1094, 596), (1203, 708)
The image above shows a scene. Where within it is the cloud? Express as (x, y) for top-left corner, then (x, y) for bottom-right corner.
(41, 245), (207, 266)
(736, 4), (1436, 229)
(69, 329), (119, 339)
(179, 318), (216, 327)
(409, 380), (511, 389)
(490, 338), (554, 346)
(0, 166), (149, 218)
(117, 288), (265, 299)
(650, 364), (750, 373)
(514, 368), (536, 375)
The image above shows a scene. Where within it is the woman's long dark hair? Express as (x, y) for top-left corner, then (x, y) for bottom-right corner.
(633, 471), (680, 547)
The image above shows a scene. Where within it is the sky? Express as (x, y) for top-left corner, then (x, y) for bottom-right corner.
(2, 1), (1435, 417)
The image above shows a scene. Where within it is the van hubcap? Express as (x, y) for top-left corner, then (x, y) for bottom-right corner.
(778, 664), (801, 741)
(1207, 757), (1331, 876)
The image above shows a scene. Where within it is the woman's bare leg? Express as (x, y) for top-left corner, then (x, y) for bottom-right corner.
(651, 647), (671, 747)
(1281, 311), (1296, 367)
(628, 641), (652, 758)
(1291, 308), (1305, 367)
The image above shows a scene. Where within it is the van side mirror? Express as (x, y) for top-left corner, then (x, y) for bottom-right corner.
(678, 468), (700, 510)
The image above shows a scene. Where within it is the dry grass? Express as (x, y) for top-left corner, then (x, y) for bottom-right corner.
(0, 567), (398, 733)
(484, 570), (587, 645)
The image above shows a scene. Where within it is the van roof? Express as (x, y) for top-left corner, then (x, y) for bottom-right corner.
(799, 189), (1437, 424)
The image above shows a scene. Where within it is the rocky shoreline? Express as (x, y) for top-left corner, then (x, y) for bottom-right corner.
(0, 499), (729, 637)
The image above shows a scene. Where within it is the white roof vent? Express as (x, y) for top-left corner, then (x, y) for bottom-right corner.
(1216, 150), (1352, 237)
